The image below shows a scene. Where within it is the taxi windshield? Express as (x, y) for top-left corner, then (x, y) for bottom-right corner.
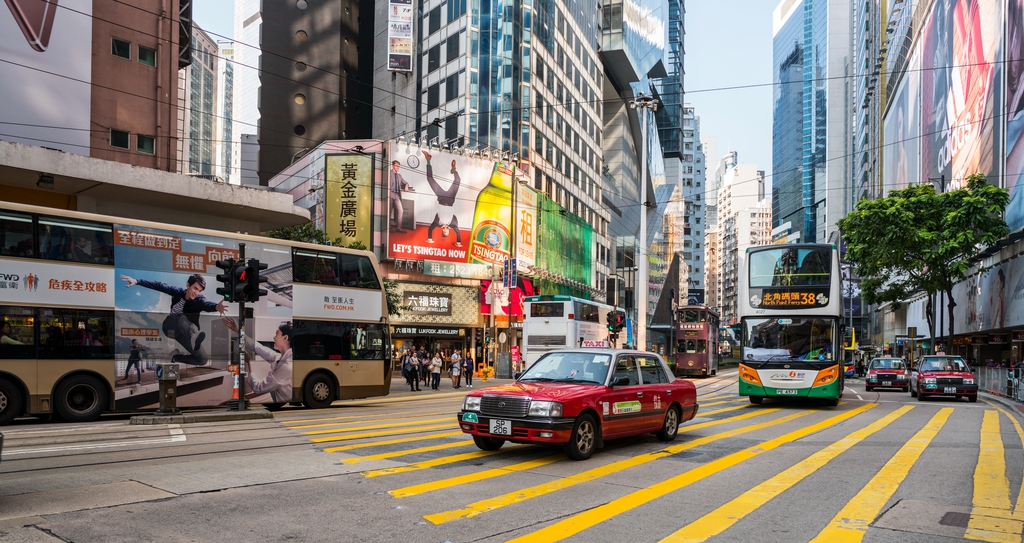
(870, 359), (906, 370)
(918, 357), (969, 372)
(520, 352), (612, 384)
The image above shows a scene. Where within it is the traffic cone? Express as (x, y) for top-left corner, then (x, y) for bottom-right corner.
(231, 365), (240, 400)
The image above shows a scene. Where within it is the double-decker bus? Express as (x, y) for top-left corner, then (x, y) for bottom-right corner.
(522, 295), (614, 367)
(737, 244), (844, 406)
(0, 202), (391, 425)
(673, 305), (720, 377)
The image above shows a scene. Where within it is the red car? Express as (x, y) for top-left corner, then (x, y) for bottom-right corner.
(457, 349), (699, 460)
(865, 357), (910, 392)
(909, 355), (978, 402)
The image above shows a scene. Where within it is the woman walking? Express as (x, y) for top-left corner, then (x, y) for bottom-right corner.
(430, 352), (443, 390)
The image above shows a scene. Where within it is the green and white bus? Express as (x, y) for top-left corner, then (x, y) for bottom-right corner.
(736, 244), (844, 406)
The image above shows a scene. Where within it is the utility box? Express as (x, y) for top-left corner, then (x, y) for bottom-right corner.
(155, 363), (180, 415)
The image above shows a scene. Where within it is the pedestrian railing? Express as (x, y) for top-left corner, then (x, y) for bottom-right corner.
(977, 366), (1024, 403)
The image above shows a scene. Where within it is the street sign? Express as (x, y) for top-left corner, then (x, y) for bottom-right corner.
(499, 332), (507, 344)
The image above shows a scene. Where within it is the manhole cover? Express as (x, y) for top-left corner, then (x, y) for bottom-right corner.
(939, 511), (970, 528)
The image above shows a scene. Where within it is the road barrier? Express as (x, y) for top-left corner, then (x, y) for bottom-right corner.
(977, 366), (1024, 403)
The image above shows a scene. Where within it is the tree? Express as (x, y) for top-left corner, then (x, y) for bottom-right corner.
(838, 174), (1009, 350)
(266, 226), (407, 316)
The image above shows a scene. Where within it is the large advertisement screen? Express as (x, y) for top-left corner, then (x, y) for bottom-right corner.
(920, 0), (1002, 192)
(883, 51), (920, 196)
(1006, 0), (1024, 231)
(387, 142), (534, 268)
(0, 0), (92, 154)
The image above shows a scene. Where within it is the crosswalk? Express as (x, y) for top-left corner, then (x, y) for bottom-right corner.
(277, 392), (1024, 542)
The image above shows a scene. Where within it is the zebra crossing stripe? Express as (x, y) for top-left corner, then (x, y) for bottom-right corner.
(965, 410), (1024, 543)
(661, 405), (915, 543)
(809, 407), (952, 543)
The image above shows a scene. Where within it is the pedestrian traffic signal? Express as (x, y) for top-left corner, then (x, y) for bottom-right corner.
(606, 310), (616, 332)
(215, 259), (238, 301)
(246, 258), (269, 302)
(607, 310), (626, 333)
(232, 262), (251, 301)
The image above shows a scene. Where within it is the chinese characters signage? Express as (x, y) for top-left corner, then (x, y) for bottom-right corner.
(0, 260), (114, 307)
(325, 154), (373, 248)
(393, 326), (463, 336)
(423, 260), (492, 279)
(749, 289), (830, 309)
(387, 0), (413, 71)
(404, 291), (453, 316)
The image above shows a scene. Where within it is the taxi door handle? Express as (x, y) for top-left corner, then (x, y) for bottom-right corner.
(636, 391), (643, 397)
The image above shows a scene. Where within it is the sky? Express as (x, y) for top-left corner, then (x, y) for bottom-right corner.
(192, 0), (775, 177)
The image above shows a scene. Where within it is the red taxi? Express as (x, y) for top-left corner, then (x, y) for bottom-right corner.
(457, 349), (699, 460)
(864, 357), (910, 392)
(909, 355), (978, 402)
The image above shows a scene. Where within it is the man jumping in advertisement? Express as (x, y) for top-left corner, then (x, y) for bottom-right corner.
(422, 151), (463, 247)
(120, 273), (227, 366)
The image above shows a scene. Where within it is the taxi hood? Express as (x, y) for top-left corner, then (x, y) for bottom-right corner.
(472, 381), (606, 401)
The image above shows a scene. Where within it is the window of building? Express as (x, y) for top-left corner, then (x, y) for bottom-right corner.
(445, 75), (458, 102)
(112, 38), (131, 59)
(110, 129), (130, 149)
(428, 45), (440, 73)
(447, 34), (459, 62)
(444, 115), (457, 142)
(138, 45), (156, 66)
(137, 134), (155, 154)
(429, 7), (441, 34)
(427, 83), (439, 110)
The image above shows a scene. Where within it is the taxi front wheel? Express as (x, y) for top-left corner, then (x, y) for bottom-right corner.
(565, 413), (597, 460)
(473, 435), (505, 451)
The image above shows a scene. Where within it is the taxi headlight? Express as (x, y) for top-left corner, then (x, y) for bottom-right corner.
(528, 401), (563, 417)
(963, 378), (975, 385)
(923, 378), (937, 384)
(463, 396), (481, 411)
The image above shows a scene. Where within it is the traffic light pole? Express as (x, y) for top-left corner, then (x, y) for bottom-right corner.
(234, 243), (248, 411)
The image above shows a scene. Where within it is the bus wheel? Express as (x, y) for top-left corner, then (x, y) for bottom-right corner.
(749, 396), (763, 405)
(0, 378), (23, 426)
(473, 435), (505, 451)
(54, 375), (107, 423)
(303, 373), (335, 409)
(564, 413), (598, 460)
(656, 406), (680, 441)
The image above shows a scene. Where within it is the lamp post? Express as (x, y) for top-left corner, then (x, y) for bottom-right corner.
(629, 93), (658, 351)
(508, 166), (529, 375)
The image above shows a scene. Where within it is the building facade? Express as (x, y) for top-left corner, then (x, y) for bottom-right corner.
(232, 0), (262, 185)
(715, 158), (769, 323)
(216, 40), (238, 184)
(177, 24), (218, 178)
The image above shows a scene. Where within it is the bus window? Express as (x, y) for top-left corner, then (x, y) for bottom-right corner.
(292, 320), (386, 360)
(0, 211), (34, 257)
(293, 250), (340, 285)
(576, 302), (600, 322)
(682, 310), (699, 323)
(686, 340), (696, 353)
(530, 302), (564, 318)
(38, 217), (114, 265)
(340, 254), (381, 289)
(697, 340), (707, 353)
(38, 308), (114, 359)
(0, 306), (35, 359)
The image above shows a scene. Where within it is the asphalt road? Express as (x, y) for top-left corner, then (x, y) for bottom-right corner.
(1, 371), (1023, 543)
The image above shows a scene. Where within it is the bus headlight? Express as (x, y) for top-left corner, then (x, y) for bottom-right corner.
(813, 366), (839, 386)
(528, 401), (562, 417)
(739, 364), (763, 386)
(463, 396), (481, 411)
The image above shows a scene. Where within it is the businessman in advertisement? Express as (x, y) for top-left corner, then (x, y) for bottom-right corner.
(120, 273), (227, 366)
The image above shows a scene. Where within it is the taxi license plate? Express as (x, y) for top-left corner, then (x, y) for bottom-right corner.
(776, 389), (798, 395)
(489, 419), (512, 436)
(882, 381), (892, 387)
(944, 386), (957, 394)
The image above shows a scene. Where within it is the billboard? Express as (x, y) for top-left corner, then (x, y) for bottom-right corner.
(920, 0), (1002, 192)
(325, 154), (373, 248)
(387, 142), (533, 267)
(882, 50), (920, 195)
(387, 0), (413, 71)
(0, 0), (92, 154)
(1006, 0), (1024, 230)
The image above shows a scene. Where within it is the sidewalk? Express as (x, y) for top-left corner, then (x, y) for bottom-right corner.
(386, 375), (514, 399)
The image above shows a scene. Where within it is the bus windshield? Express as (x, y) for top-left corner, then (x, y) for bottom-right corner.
(749, 247), (832, 287)
(530, 302), (565, 318)
(743, 317), (837, 361)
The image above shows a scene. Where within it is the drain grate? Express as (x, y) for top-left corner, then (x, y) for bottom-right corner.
(939, 512), (970, 528)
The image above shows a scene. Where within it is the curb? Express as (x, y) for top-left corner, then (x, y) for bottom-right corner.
(130, 408), (273, 425)
(980, 392), (1024, 416)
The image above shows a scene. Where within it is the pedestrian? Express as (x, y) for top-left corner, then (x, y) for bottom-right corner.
(451, 355), (462, 389)
(463, 352), (474, 387)
(401, 349), (420, 391)
(419, 347), (430, 387)
(430, 352), (443, 390)
(450, 349), (462, 387)
(126, 339), (146, 383)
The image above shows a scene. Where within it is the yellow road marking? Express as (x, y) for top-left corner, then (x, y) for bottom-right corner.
(662, 405), (915, 542)
(311, 423), (455, 443)
(424, 407), (798, 525)
(505, 403), (876, 543)
(323, 431), (465, 453)
(390, 455), (564, 498)
(692, 404), (750, 417)
(342, 440), (473, 464)
(362, 447), (519, 477)
(966, 410), (1024, 543)
(692, 398), (747, 408)
(983, 401), (1024, 521)
(809, 407), (952, 543)
(279, 409), (452, 426)
(301, 417), (454, 435)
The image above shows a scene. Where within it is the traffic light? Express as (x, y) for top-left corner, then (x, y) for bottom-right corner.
(609, 310), (626, 332)
(232, 262), (251, 301)
(215, 259), (237, 301)
(606, 310), (616, 332)
(246, 258), (269, 302)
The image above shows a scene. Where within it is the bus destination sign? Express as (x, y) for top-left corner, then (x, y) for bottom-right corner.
(750, 289), (829, 309)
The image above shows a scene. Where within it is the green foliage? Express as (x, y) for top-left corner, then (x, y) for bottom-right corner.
(838, 174), (1009, 341)
(265, 224), (405, 316)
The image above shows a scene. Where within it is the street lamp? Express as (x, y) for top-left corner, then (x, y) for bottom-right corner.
(629, 92), (658, 351)
(508, 167), (530, 375)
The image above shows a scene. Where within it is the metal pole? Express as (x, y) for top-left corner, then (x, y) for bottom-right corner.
(509, 172), (517, 365)
(235, 243), (247, 411)
(630, 94), (657, 352)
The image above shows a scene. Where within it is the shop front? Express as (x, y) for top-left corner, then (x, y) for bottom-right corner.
(390, 282), (483, 366)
